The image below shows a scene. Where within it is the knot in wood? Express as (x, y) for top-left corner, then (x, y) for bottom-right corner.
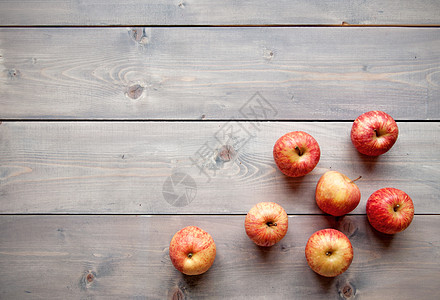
(263, 48), (275, 60)
(129, 28), (149, 45)
(126, 84), (144, 100)
(338, 216), (358, 238)
(342, 285), (352, 298)
(171, 288), (185, 300)
(338, 281), (356, 299)
(80, 270), (96, 290)
(218, 145), (236, 162)
(7, 69), (21, 80)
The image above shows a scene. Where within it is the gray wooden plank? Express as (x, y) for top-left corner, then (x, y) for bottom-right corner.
(1, 27), (439, 120)
(0, 215), (438, 299)
(0, 121), (438, 214)
(0, 0), (439, 26)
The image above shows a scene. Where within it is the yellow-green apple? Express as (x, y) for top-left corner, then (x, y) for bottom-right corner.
(366, 188), (414, 234)
(169, 226), (216, 275)
(273, 131), (321, 177)
(305, 229), (353, 277)
(245, 202), (288, 247)
(315, 171), (361, 216)
(351, 111), (399, 156)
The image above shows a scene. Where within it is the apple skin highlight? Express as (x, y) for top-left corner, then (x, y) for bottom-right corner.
(169, 226), (216, 275)
(367, 188), (414, 234)
(315, 171), (361, 216)
(305, 229), (353, 277)
(273, 131), (321, 177)
(245, 202), (288, 247)
(351, 110), (399, 156)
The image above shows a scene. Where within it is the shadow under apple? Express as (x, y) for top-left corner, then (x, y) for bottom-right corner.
(281, 173), (309, 193)
(172, 267), (214, 298)
(353, 147), (382, 173)
(254, 243), (279, 261)
(313, 270), (337, 292)
(306, 266), (356, 298)
(246, 240), (293, 264)
(363, 216), (395, 249)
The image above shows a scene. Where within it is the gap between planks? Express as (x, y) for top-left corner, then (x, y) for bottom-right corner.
(0, 24), (440, 28)
(1, 120), (439, 123)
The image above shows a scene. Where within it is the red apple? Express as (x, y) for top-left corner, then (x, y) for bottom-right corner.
(351, 111), (399, 156)
(273, 131), (321, 177)
(245, 202), (288, 247)
(305, 229), (353, 277)
(366, 188), (414, 234)
(169, 226), (216, 275)
(315, 171), (361, 216)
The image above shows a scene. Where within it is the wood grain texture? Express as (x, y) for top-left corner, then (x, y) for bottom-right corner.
(0, 0), (439, 26)
(0, 215), (438, 299)
(1, 121), (438, 214)
(1, 27), (439, 120)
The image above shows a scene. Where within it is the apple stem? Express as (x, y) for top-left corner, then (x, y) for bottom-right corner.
(394, 204), (400, 212)
(295, 146), (303, 156)
(266, 222), (277, 227)
(187, 253), (193, 259)
(350, 176), (362, 183)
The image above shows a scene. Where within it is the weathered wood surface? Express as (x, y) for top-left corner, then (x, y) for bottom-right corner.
(1, 27), (439, 120)
(0, 0), (439, 26)
(0, 215), (438, 299)
(1, 1), (439, 298)
(1, 121), (438, 214)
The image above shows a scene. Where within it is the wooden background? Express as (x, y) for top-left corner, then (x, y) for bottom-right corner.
(1, 1), (439, 299)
